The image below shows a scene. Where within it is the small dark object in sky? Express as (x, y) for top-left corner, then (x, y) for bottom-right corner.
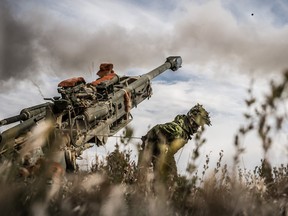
(251, 13), (254, 16)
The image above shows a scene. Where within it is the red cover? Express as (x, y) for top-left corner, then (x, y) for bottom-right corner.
(58, 77), (86, 87)
(90, 73), (116, 86)
(97, 63), (114, 77)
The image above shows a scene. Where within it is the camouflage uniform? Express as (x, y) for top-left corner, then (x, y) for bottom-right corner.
(138, 104), (211, 182)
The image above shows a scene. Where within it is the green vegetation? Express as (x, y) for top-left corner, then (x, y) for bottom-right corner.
(0, 71), (287, 215)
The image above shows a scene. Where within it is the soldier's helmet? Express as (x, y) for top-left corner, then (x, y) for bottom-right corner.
(187, 104), (211, 127)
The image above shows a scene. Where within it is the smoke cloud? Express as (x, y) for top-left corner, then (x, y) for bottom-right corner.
(172, 1), (288, 74)
(0, 1), (38, 80)
(0, 0), (171, 83)
(0, 0), (287, 85)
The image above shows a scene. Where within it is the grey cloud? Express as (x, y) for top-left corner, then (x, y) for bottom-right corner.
(36, 24), (168, 74)
(0, 1), (38, 80)
(172, 1), (288, 74)
(0, 1), (168, 83)
(1, 0), (288, 86)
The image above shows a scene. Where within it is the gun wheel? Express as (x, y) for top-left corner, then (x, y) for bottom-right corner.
(65, 150), (77, 172)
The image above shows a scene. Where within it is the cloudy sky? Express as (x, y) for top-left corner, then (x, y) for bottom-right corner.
(0, 0), (287, 173)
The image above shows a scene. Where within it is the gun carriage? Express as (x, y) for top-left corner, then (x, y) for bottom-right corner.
(0, 56), (182, 171)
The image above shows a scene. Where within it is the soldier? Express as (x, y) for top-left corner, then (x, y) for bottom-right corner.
(138, 104), (211, 182)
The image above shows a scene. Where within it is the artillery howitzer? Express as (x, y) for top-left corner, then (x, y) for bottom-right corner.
(0, 56), (182, 171)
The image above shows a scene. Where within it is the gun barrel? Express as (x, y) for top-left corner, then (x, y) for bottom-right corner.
(0, 102), (51, 127)
(0, 112), (45, 145)
(146, 56), (182, 80)
(0, 114), (26, 127)
(111, 56), (182, 108)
